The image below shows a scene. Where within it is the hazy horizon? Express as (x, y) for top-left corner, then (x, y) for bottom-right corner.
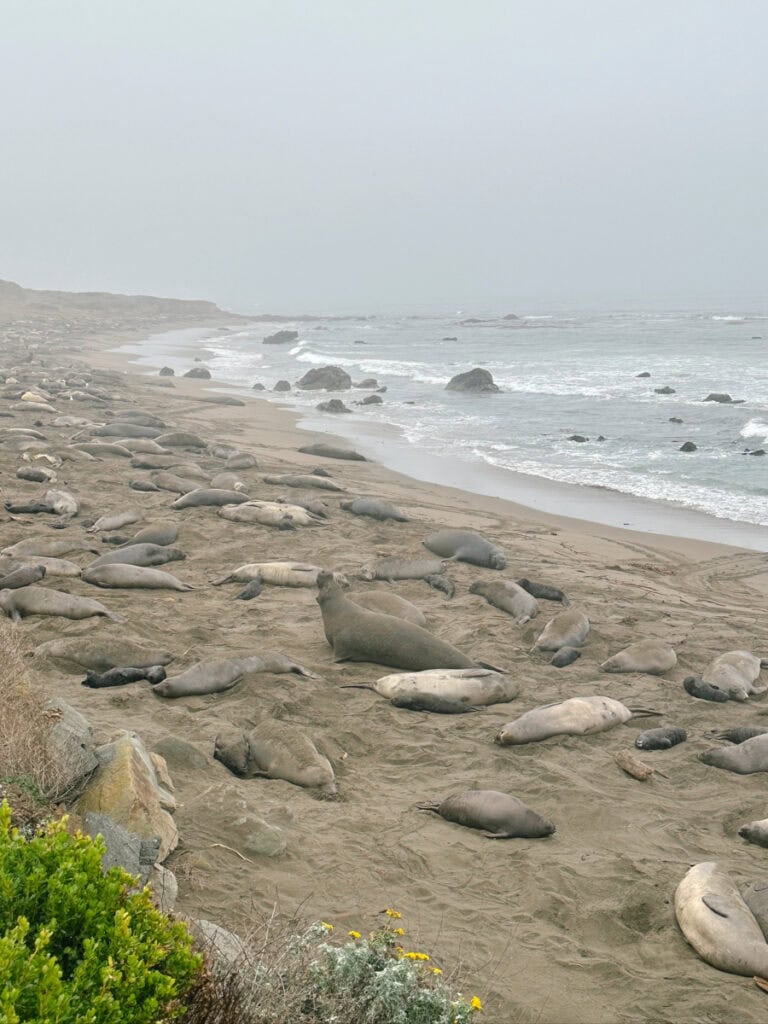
(2, 1), (767, 315)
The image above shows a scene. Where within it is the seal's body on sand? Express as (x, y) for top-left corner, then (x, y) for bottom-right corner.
(340, 498), (409, 522)
(153, 653), (315, 698)
(349, 591), (427, 626)
(699, 733), (768, 774)
(601, 640), (677, 675)
(674, 862), (768, 976)
(344, 667), (519, 706)
(359, 558), (445, 582)
(423, 529), (505, 569)
(215, 562), (346, 588)
(316, 571), (477, 671)
(82, 565), (193, 591)
(0, 565), (46, 589)
(5, 488), (79, 518)
(217, 500), (323, 528)
(469, 580), (538, 624)
(635, 726), (687, 750)
(263, 473), (344, 492)
(87, 510), (141, 533)
(516, 578), (570, 606)
(172, 488), (249, 509)
(698, 650), (768, 701)
(0, 585), (124, 623)
(214, 719), (336, 796)
(119, 522), (179, 548)
(417, 790), (555, 838)
(1, 536), (97, 558)
(495, 695), (641, 745)
(82, 665), (167, 688)
(738, 818), (768, 848)
(88, 543), (186, 569)
(534, 609), (590, 651)
(35, 636), (174, 673)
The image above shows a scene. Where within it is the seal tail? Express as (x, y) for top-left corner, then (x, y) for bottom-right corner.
(628, 707), (663, 718)
(212, 574), (235, 586)
(340, 684), (378, 693)
(415, 802), (441, 813)
(477, 660), (504, 673)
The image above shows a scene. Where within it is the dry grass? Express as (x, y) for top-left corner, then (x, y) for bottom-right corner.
(0, 622), (65, 806)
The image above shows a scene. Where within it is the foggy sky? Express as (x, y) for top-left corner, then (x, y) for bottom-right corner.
(2, 1), (766, 314)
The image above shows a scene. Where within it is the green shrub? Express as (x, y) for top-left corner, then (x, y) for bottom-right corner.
(0, 800), (201, 1024)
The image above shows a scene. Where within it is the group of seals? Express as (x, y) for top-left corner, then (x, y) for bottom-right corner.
(214, 719), (337, 797)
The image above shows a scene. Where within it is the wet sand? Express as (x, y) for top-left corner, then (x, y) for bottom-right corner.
(2, 289), (768, 1022)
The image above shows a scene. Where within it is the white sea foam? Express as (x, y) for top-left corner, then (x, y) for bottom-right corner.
(740, 418), (768, 441)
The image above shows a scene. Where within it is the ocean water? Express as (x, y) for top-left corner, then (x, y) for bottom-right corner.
(131, 310), (768, 529)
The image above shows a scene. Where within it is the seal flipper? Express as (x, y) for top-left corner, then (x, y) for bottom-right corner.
(415, 802), (441, 813)
(702, 894), (730, 918)
(479, 830), (512, 839)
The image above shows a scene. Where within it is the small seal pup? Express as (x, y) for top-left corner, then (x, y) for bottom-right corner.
(152, 653), (315, 698)
(88, 544), (186, 569)
(342, 668), (518, 706)
(683, 676), (729, 703)
(738, 819), (768, 849)
(534, 609), (590, 651)
(340, 498), (409, 522)
(516, 578), (569, 606)
(712, 727), (768, 744)
(635, 726), (687, 750)
(495, 695), (658, 745)
(688, 650), (768, 702)
(601, 640), (677, 675)
(550, 647), (581, 668)
(469, 580), (538, 625)
(742, 882), (768, 939)
(35, 637), (174, 673)
(417, 790), (555, 839)
(699, 733), (768, 774)
(82, 565), (194, 591)
(316, 571), (481, 671)
(235, 578), (263, 600)
(0, 585), (124, 623)
(349, 591), (427, 626)
(423, 529), (505, 569)
(674, 862), (768, 976)
(82, 665), (167, 688)
(214, 719), (336, 797)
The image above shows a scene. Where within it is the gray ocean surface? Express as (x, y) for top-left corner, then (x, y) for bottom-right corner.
(127, 309), (768, 532)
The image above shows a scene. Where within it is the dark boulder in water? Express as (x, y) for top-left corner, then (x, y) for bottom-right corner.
(445, 368), (500, 393)
(669, 416), (683, 423)
(679, 441), (697, 452)
(316, 399), (351, 414)
(159, 366), (174, 377)
(568, 434), (588, 443)
(654, 386), (675, 394)
(353, 378), (379, 389)
(636, 371), (651, 378)
(263, 330), (298, 344)
(704, 392), (743, 404)
(273, 380), (291, 392)
(297, 366), (352, 391)
(359, 394), (383, 405)
(252, 382), (265, 391)
(183, 366), (211, 379)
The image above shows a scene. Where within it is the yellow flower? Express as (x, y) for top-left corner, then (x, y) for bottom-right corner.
(471, 995), (483, 1011)
(348, 930), (361, 939)
(320, 921), (333, 932)
(393, 927), (405, 936)
(385, 908), (402, 918)
(403, 951), (430, 961)
(431, 966), (443, 975)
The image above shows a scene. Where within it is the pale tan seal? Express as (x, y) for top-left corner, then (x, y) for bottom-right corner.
(698, 650), (768, 701)
(534, 609), (590, 651)
(214, 562), (347, 588)
(172, 488), (250, 509)
(2, 536), (99, 559)
(35, 636), (174, 673)
(344, 668), (519, 706)
(217, 501), (323, 528)
(699, 733), (768, 774)
(675, 862), (768, 976)
(82, 565), (193, 591)
(349, 591), (427, 626)
(469, 580), (538, 624)
(495, 695), (657, 745)
(359, 558), (445, 582)
(152, 653), (315, 698)
(316, 571), (482, 671)
(263, 473), (344, 492)
(86, 510), (142, 533)
(0, 585), (124, 623)
(423, 529), (505, 569)
(600, 639), (677, 675)
(88, 544), (186, 569)
(214, 719), (336, 797)
(417, 790), (555, 839)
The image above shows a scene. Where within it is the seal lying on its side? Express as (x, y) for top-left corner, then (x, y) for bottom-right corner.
(0, 565), (46, 590)
(214, 562), (347, 588)
(699, 733), (768, 774)
(118, 522), (179, 548)
(217, 501), (323, 528)
(35, 637), (174, 673)
(534, 609), (590, 651)
(317, 571), (482, 671)
(88, 543), (186, 569)
(635, 726), (687, 750)
(172, 488), (250, 509)
(738, 818), (768, 849)
(495, 695), (658, 746)
(1, 536), (97, 558)
(359, 558), (445, 582)
(417, 790), (555, 839)
(342, 668), (519, 707)
(214, 719), (336, 797)
(82, 665), (167, 688)
(601, 640), (677, 675)
(152, 653), (315, 698)
(683, 676), (729, 703)
(692, 650), (768, 701)
(263, 473), (344, 492)
(349, 591), (427, 626)
(674, 862), (768, 976)
(517, 578), (570, 606)
(82, 565), (193, 591)
(469, 580), (538, 624)
(423, 529), (505, 569)
(4, 489), (79, 518)
(340, 498), (409, 522)
(0, 586), (124, 623)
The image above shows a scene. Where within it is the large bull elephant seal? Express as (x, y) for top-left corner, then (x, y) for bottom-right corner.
(316, 571), (481, 671)
(423, 529), (505, 569)
(214, 719), (337, 797)
(0, 586), (124, 623)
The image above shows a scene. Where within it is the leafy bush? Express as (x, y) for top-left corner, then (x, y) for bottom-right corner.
(0, 801), (201, 1023)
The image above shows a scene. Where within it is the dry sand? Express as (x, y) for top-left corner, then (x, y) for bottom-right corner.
(2, 286), (768, 1022)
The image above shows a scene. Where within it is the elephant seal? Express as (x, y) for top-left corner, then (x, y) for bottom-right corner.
(92, 422), (161, 438)
(82, 565), (193, 591)
(152, 653), (315, 698)
(635, 726), (687, 750)
(390, 693), (481, 714)
(316, 571), (479, 671)
(214, 563), (346, 589)
(149, 472), (203, 495)
(713, 727), (768, 744)
(601, 640), (677, 675)
(86, 510), (142, 534)
(71, 442), (132, 459)
(359, 558), (445, 582)
(674, 862), (768, 976)
(684, 676), (730, 702)
(130, 480), (161, 492)
(235, 578), (263, 600)
(35, 637), (174, 673)
(298, 443), (367, 461)
(739, 819), (768, 849)
(217, 501), (322, 528)
(424, 574), (455, 598)
(82, 665), (167, 688)
(417, 790), (555, 839)
(2, 536), (97, 558)
(154, 431), (206, 448)
(516, 578), (570, 606)
(699, 733), (768, 774)
(698, 650), (768, 701)
(469, 580), (538, 624)
(263, 473), (344, 492)
(742, 882), (768, 939)
(5, 488), (79, 517)
(226, 453), (258, 470)
(214, 720), (336, 796)
(423, 529), (505, 569)
(0, 565), (46, 589)
(172, 488), (250, 510)
(209, 472), (246, 491)
(495, 695), (657, 746)
(120, 522), (179, 548)
(12, 557), (82, 578)
(88, 544), (186, 569)
(0, 585), (124, 623)
(340, 498), (409, 522)
(349, 591), (427, 626)
(344, 668), (519, 706)
(534, 609), (589, 651)
(550, 647), (581, 668)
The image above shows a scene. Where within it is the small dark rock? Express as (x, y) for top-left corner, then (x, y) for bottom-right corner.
(442, 336), (458, 341)
(596, 435), (606, 442)
(251, 382), (265, 391)
(703, 392), (733, 403)
(568, 434), (588, 443)
(353, 378), (379, 389)
(654, 386), (675, 395)
(636, 371), (651, 378)
(746, 448), (766, 456)
(502, 313), (520, 320)
(183, 367), (211, 379)
(159, 366), (174, 377)
(273, 380), (291, 392)
(316, 399), (351, 413)
(360, 394), (383, 405)
(263, 330), (299, 345)
(354, 340), (366, 345)
(669, 417), (683, 424)
(445, 368), (500, 393)
(679, 441), (697, 452)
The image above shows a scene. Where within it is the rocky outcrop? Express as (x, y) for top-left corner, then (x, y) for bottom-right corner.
(159, 366), (174, 376)
(251, 382), (265, 391)
(636, 371), (651, 378)
(316, 399), (351, 413)
(273, 380), (291, 392)
(654, 386), (675, 395)
(183, 367), (211, 379)
(263, 330), (298, 345)
(703, 392), (743, 403)
(353, 378), (379, 389)
(76, 730), (178, 859)
(44, 699), (98, 800)
(359, 394), (382, 405)
(445, 368), (500, 393)
(669, 417), (683, 424)
(297, 366), (352, 391)
(679, 441), (697, 452)
(568, 434), (588, 443)
(82, 811), (160, 886)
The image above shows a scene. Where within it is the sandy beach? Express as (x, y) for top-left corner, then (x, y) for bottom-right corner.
(2, 285), (768, 1023)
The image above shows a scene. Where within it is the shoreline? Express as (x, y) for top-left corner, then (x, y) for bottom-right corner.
(111, 324), (768, 557)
